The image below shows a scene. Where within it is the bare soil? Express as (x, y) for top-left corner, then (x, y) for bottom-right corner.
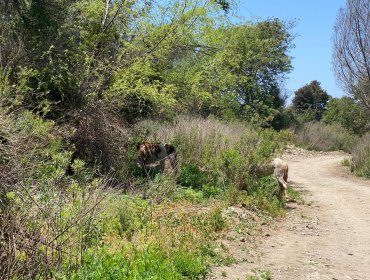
(210, 149), (370, 280)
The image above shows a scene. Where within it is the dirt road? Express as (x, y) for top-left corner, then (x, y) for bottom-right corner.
(210, 152), (370, 280)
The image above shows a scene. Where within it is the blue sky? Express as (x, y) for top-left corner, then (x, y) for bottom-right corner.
(235, 0), (347, 103)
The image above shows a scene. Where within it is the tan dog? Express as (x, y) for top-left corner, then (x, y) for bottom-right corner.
(136, 141), (177, 171)
(255, 157), (289, 200)
(272, 158), (289, 200)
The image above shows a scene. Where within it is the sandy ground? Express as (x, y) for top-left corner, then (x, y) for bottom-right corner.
(210, 151), (370, 280)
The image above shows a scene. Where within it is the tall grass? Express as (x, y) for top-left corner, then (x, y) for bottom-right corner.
(351, 132), (370, 177)
(133, 116), (291, 195)
(295, 121), (358, 153)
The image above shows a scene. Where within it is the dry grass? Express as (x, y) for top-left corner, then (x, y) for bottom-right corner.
(351, 132), (370, 177)
(134, 116), (263, 169)
(295, 121), (358, 153)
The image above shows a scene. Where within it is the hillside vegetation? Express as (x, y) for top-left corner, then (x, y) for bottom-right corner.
(0, 0), (369, 279)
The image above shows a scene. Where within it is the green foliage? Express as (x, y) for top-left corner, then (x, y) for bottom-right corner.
(146, 174), (179, 202)
(1, 107), (291, 279)
(174, 188), (205, 203)
(292, 80), (331, 121)
(202, 184), (223, 198)
(1, 0), (294, 123)
(62, 246), (186, 280)
(287, 187), (304, 204)
(322, 97), (370, 135)
(172, 249), (209, 278)
(243, 176), (285, 217)
(179, 164), (207, 189)
(139, 116), (288, 194)
(0, 108), (112, 278)
(0, 1), (308, 278)
(207, 208), (227, 232)
(271, 108), (299, 130)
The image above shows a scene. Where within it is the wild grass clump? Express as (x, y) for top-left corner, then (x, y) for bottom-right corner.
(351, 132), (370, 178)
(295, 121), (358, 153)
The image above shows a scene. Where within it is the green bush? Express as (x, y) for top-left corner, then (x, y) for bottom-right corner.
(207, 208), (227, 232)
(242, 176), (285, 217)
(179, 164), (207, 189)
(0, 109), (111, 279)
(174, 188), (204, 203)
(1, 111), (291, 279)
(202, 184), (222, 198)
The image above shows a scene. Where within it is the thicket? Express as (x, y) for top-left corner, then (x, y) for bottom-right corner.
(0, 110), (292, 279)
(1, 0), (369, 278)
(0, 2), (295, 275)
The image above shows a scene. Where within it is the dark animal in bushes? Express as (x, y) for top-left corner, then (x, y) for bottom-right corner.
(136, 142), (177, 171)
(0, 134), (8, 145)
(65, 151), (78, 176)
(255, 158), (289, 200)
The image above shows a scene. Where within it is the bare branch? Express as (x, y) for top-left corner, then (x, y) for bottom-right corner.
(333, 0), (370, 109)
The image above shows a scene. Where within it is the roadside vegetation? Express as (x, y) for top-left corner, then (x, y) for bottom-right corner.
(0, 0), (368, 279)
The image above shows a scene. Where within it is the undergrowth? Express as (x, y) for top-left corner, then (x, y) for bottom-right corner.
(1, 112), (292, 279)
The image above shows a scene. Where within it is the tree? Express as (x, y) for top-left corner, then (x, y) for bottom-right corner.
(1, 0), (294, 125)
(202, 19), (294, 125)
(323, 97), (369, 135)
(333, 0), (370, 110)
(292, 80), (330, 121)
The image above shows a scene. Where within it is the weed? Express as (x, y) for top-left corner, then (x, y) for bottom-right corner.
(247, 269), (272, 280)
(174, 188), (204, 203)
(342, 158), (351, 167)
(208, 208), (227, 232)
(178, 164), (207, 189)
(287, 187), (304, 204)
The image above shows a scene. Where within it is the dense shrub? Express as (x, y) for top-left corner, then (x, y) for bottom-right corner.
(69, 104), (131, 175)
(0, 109), (111, 279)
